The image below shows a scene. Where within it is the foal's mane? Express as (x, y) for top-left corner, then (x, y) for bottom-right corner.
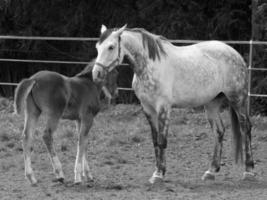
(99, 27), (167, 61)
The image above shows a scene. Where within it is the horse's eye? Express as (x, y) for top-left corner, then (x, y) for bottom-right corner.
(108, 45), (114, 51)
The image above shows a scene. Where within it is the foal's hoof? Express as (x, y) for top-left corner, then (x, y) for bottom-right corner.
(31, 183), (38, 187)
(201, 171), (215, 181)
(29, 179), (38, 187)
(26, 174), (38, 186)
(242, 172), (257, 181)
(52, 177), (64, 183)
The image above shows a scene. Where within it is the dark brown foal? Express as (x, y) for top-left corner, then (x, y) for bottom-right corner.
(14, 62), (118, 185)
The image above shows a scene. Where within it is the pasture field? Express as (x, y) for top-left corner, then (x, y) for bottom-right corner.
(0, 98), (267, 200)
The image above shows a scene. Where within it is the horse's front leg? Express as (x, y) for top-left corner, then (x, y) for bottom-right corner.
(145, 106), (170, 184)
(143, 108), (159, 183)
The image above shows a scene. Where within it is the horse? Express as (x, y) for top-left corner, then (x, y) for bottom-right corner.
(91, 25), (255, 184)
(14, 60), (118, 186)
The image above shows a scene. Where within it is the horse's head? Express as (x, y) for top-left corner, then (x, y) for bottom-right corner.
(92, 24), (127, 83)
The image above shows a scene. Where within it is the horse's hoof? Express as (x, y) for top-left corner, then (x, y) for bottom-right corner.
(86, 180), (94, 188)
(86, 177), (94, 183)
(242, 172), (257, 181)
(52, 177), (64, 183)
(149, 170), (164, 184)
(201, 171), (215, 181)
(82, 174), (94, 182)
(73, 181), (82, 186)
(149, 176), (164, 184)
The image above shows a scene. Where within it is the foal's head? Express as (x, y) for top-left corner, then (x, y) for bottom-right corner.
(77, 59), (118, 99)
(92, 24), (127, 83)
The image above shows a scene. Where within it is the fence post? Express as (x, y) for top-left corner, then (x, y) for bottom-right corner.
(247, 40), (253, 115)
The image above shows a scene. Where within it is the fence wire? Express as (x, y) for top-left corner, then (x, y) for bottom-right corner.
(0, 36), (266, 101)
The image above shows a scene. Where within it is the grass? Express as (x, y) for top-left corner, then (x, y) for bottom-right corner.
(0, 100), (266, 200)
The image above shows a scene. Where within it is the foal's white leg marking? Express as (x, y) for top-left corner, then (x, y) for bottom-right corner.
(74, 120), (83, 183)
(51, 156), (64, 179)
(82, 154), (93, 181)
(24, 155), (37, 185)
(74, 118), (92, 184)
(74, 147), (83, 183)
(22, 114), (38, 185)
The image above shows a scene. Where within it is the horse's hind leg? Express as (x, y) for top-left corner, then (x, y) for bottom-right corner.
(22, 96), (40, 185)
(42, 114), (64, 182)
(229, 97), (255, 179)
(202, 98), (225, 181)
(74, 114), (94, 184)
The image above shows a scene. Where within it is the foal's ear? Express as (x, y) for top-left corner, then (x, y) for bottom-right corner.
(115, 24), (127, 37)
(101, 24), (107, 34)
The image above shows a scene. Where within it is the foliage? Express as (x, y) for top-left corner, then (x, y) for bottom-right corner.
(250, 0), (267, 115)
(0, 0), (258, 107)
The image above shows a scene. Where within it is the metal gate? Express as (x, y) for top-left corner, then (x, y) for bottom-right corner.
(0, 35), (267, 113)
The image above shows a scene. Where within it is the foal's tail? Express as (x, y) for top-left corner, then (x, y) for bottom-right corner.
(14, 79), (35, 115)
(229, 106), (243, 164)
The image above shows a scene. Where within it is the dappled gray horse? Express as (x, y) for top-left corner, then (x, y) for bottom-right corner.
(14, 61), (118, 185)
(92, 25), (255, 183)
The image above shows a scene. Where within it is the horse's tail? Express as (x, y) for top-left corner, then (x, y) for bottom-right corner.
(229, 106), (243, 164)
(14, 79), (35, 115)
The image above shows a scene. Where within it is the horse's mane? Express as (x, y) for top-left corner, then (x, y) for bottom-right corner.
(127, 28), (167, 61)
(99, 28), (118, 44)
(76, 58), (95, 80)
(98, 27), (167, 61)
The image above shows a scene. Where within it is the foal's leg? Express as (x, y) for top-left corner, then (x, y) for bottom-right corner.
(22, 98), (40, 185)
(202, 100), (225, 180)
(42, 115), (64, 182)
(79, 119), (93, 182)
(74, 114), (93, 184)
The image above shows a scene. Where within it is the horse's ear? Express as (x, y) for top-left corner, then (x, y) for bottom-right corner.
(101, 25), (107, 34)
(115, 24), (127, 37)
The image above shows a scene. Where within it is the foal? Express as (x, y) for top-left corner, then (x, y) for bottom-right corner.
(14, 62), (118, 185)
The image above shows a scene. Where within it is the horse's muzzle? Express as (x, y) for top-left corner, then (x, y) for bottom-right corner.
(92, 66), (106, 83)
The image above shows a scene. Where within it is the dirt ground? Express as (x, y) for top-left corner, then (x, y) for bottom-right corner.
(0, 100), (267, 200)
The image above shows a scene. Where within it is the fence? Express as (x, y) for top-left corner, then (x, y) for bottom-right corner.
(0, 35), (267, 112)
